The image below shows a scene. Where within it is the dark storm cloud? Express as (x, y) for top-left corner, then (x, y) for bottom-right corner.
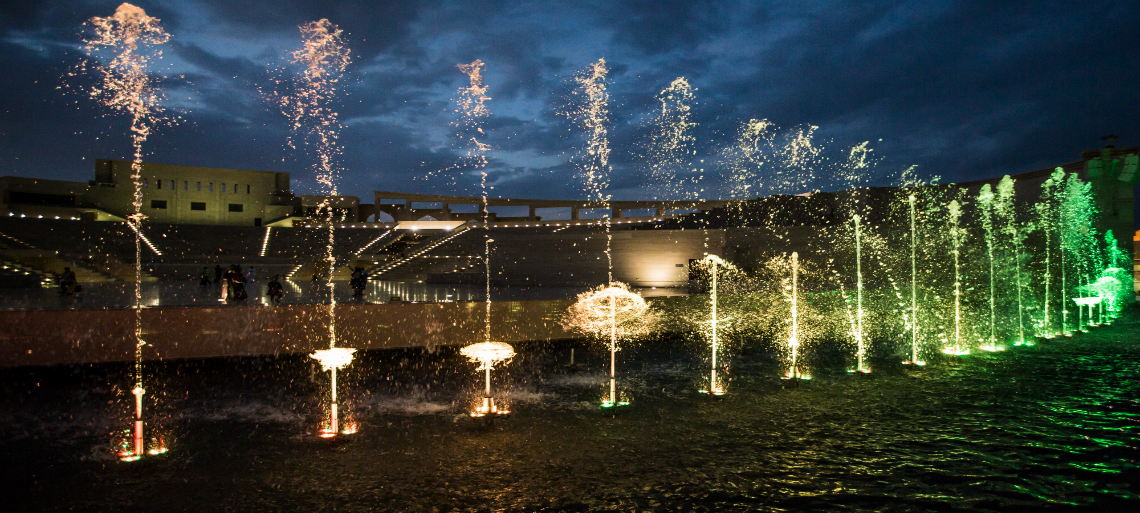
(2, 0), (1138, 207)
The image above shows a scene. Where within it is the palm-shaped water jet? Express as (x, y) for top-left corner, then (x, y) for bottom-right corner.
(562, 282), (656, 407)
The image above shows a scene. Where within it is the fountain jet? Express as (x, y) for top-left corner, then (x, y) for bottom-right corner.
(78, 3), (172, 461)
(903, 194), (926, 365)
(561, 282), (656, 407)
(697, 255), (734, 395)
(271, 19), (354, 437)
(784, 252), (809, 380)
(461, 342), (516, 417)
(310, 347), (357, 436)
(942, 200), (969, 356)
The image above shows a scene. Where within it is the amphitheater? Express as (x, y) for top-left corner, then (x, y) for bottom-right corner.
(0, 151), (1136, 292)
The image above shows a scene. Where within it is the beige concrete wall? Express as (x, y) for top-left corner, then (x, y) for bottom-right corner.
(0, 300), (580, 367)
(456, 227), (723, 287)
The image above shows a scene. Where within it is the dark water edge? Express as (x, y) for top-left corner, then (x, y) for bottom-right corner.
(2, 307), (1139, 512)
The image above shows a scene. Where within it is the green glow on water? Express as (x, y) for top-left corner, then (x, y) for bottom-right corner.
(1069, 463), (1123, 474)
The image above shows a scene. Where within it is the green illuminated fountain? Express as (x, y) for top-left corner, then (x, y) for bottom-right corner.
(942, 200), (968, 355)
(995, 176), (1031, 346)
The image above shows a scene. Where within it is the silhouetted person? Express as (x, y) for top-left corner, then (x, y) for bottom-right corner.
(199, 266), (211, 286)
(58, 267), (77, 295)
(228, 265), (248, 300)
(351, 266), (367, 296)
(266, 275), (284, 303)
(214, 264), (223, 283)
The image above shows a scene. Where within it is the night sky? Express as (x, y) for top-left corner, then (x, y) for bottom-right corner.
(1, 1), (1138, 203)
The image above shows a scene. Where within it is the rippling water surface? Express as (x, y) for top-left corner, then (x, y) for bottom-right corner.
(2, 310), (1138, 511)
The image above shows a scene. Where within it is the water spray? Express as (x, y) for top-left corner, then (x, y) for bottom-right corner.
(561, 282), (655, 407)
(78, 3), (172, 461)
(311, 347), (356, 436)
(903, 194), (925, 365)
(848, 214), (871, 372)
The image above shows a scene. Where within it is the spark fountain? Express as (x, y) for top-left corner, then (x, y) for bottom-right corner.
(902, 194), (926, 366)
(78, 3), (172, 461)
(271, 19), (355, 438)
(561, 283), (656, 407)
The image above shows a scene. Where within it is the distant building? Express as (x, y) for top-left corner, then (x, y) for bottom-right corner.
(0, 159), (366, 226)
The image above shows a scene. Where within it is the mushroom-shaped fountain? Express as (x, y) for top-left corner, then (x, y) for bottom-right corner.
(310, 347), (357, 437)
(561, 282), (656, 407)
(460, 341), (515, 417)
(1072, 296), (1101, 331)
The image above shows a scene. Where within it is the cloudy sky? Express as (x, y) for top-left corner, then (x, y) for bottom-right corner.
(1, 0), (1137, 203)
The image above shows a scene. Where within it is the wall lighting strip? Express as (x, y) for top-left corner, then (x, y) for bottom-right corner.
(373, 226), (470, 276)
(126, 221), (163, 256)
(355, 229), (392, 256)
(259, 227), (273, 257)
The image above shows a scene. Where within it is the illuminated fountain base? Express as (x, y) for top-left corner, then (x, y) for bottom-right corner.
(118, 386), (168, 462)
(697, 386), (726, 397)
(310, 347), (357, 439)
(471, 396), (510, 418)
(319, 421), (358, 438)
